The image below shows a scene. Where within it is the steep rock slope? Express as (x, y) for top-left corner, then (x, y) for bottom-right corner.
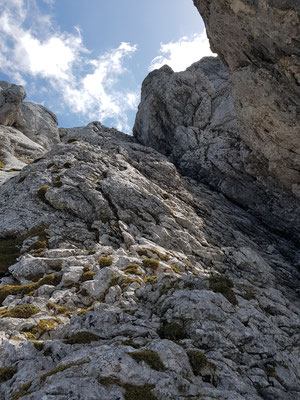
(0, 121), (299, 400)
(0, 83), (60, 185)
(134, 58), (300, 243)
(193, 0), (300, 193)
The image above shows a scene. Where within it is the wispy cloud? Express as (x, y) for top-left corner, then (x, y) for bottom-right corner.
(0, 0), (138, 131)
(150, 31), (216, 72)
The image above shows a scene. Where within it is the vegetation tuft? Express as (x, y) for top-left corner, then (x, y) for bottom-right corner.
(0, 304), (40, 319)
(0, 366), (18, 383)
(98, 257), (113, 268)
(64, 331), (100, 345)
(208, 275), (238, 306)
(159, 322), (187, 341)
(142, 259), (160, 270)
(128, 350), (165, 372)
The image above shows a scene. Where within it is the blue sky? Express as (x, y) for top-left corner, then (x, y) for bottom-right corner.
(0, 0), (214, 133)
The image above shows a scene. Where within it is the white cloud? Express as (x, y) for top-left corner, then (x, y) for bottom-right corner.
(0, 0), (138, 132)
(150, 31), (216, 72)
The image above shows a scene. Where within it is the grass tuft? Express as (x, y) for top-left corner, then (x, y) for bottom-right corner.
(64, 331), (100, 345)
(128, 350), (165, 372)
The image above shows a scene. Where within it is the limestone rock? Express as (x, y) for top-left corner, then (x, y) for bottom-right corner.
(133, 58), (300, 242)
(15, 102), (60, 150)
(193, 0), (300, 194)
(0, 81), (26, 126)
(0, 122), (299, 400)
(0, 81), (60, 185)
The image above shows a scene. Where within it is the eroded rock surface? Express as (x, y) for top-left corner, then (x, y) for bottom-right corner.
(0, 82), (60, 185)
(0, 123), (299, 400)
(193, 0), (300, 193)
(134, 58), (300, 243)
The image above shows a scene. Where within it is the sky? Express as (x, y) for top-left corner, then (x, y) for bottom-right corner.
(0, 0), (215, 133)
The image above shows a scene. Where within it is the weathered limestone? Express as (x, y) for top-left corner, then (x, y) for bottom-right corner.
(192, 0), (300, 193)
(0, 122), (299, 399)
(133, 58), (300, 243)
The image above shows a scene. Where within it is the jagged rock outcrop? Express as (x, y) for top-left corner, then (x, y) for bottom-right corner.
(192, 0), (300, 193)
(0, 82), (60, 185)
(133, 58), (300, 243)
(0, 122), (299, 400)
(0, 81), (26, 126)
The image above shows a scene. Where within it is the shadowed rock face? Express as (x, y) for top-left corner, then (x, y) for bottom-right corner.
(193, 0), (300, 194)
(133, 58), (300, 244)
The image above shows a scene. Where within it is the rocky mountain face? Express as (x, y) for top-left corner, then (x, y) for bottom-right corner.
(133, 57), (300, 243)
(0, 82), (60, 186)
(193, 0), (300, 192)
(0, 2), (299, 400)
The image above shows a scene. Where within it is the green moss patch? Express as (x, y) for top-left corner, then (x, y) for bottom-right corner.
(0, 304), (40, 319)
(0, 366), (17, 383)
(128, 350), (165, 372)
(64, 331), (100, 345)
(208, 275), (238, 306)
(159, 322), (187, 341)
